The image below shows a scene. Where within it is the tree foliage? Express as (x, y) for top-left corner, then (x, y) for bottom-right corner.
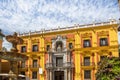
(96, 57), (120, 80)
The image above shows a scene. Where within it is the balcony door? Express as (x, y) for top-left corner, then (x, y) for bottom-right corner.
(33, 60), (38, 68)
(56, 57), (63, 67)
(84, 57), (90, 66)
(54, 71), (64, 80)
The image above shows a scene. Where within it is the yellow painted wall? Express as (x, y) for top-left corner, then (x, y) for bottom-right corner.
(17, 22), (119, 80)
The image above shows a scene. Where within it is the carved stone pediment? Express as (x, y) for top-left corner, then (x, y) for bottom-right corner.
(82, 32), (92, 38)
(31, 39), (39, 43)
(97, 31), (109, 36)
(51, 35), (67, 52)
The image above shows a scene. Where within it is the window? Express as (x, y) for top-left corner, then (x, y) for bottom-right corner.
(69, 43), (73, 49)
(21, 61), (25, 68)
(32, 45), (38, 52)
(84, 70), (91, 79)
(20, 71), (25, 79)
(21, 71), (25, 75)
(33, 60), (38, 68)
(21, 46), (26, 53)
(84, 57), (90, 66)
(46, 45), (50, 51)
(100, 38), (108, 46)
(32, 71), (37, 79)
(56, 57), (63, 67)
(83, 40), (91, 48)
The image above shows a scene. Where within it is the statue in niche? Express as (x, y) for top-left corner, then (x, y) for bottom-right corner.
(56, 41), (63, 52)
(57, 45), (62, 52)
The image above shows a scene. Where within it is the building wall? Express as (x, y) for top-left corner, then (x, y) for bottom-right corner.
(17, 21), (119, 80)
(0, 34), (4, 73)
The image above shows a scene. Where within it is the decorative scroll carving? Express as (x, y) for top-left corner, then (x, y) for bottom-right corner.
(31, 39), (39, 43)
(6, 32), (23, 52)
(97, 31), (109, 36)
(82, 32), (92, 38)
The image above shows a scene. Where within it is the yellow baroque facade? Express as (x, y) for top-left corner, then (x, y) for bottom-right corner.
(17, 20), (119, 80)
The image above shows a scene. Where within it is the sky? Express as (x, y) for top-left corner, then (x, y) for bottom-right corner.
(0, 0), (120, 50)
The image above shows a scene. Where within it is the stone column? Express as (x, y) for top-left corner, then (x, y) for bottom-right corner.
(64, 69), (68, 80)
(50, 70), (52, 80)
(47, 70), (50, 80)
(68, 69), (71, 80)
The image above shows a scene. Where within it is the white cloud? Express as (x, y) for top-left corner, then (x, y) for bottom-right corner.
(0, 0), (120, 49)
(2, 38), (12, 51)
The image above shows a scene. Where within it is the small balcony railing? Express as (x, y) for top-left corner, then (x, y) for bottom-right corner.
(45, 62), (74, 69)
(29, 65), (40, 68)
(19, 65), (28, 68)
(81, 62), (95, 66)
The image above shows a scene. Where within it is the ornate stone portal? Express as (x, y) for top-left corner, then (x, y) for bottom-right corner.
(0, 32), (28, 80)
(45, 35), (74, 80)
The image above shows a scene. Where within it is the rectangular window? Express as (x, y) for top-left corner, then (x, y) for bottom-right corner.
(56, 57), (63, 67)
(100, 38), (108, 46)
(21, 71), (25, 75)
(83, 40), (91, 48)
(84, 57), (90, 66)
(46, 45), (50, 51)
(21, 46), (26, 53)
(21, 61), (25, 68)
(20, 71), (25, 79)
(84, 70), (91, 79)
(33, 60), (38, 68)
(32, 71), (37, 79)
(32, 45), (38, 52)
(69, 43), (73, 49)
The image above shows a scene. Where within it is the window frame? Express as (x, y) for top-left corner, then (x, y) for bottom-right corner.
(83, 39), (91, 48)
(21, 46), (26, 53)
(99, 38), (108, 46)
(46, 45), (50, 51)
(33, 60), (38, 68)
(84, 57), (90, 66)
(69, 43), (73, 49)
(32, 71), (37, 79)
(32, 45), (38, 52)
(84, 70), (91, 79)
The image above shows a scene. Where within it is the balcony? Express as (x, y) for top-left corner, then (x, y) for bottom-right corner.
(29, 65), (40, 71)
(45, 62), (74, 69)
(81, 62), (95, 69)
(19, 65), (28, 71)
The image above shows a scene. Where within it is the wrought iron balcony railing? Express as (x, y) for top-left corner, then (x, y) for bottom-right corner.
(19, 65), (28, 68)
(29, 65), (40, 68)
(45, 62), (74, 69)
(81, 62), (95, 66)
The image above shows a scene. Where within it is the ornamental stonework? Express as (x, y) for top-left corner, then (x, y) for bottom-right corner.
(97, 31), (109, 36)
(81, 32), (92, 38)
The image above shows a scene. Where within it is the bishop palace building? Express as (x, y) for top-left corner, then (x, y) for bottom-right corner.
(17, 20), (119, 80)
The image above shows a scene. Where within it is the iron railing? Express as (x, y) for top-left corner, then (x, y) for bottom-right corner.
(29, 65), (40, 68)
(81, 62), (95, 66)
